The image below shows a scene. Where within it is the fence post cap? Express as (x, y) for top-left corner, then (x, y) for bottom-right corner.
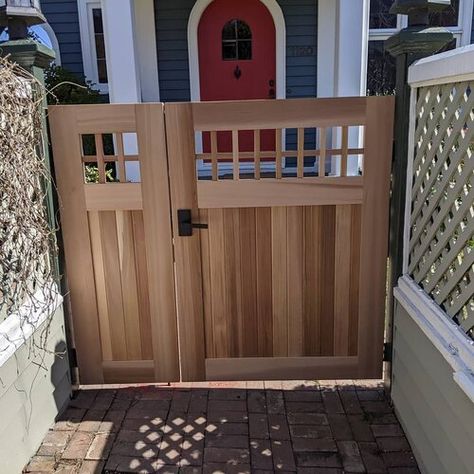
(385, 26), (453, 57)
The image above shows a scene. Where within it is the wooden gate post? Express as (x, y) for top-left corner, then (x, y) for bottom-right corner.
(165, 103), (206, 382)
(385, 0), (453, 383)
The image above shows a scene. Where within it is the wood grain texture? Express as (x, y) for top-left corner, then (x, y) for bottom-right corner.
(197, 177), (364, 208)
(192, 98), (368, 131)
(50, 96), (393, 384)
(84, 184), (142, 211)
(198, 205), (362, 361)
(206, 356), (359, 381)
(49, 107), (103, 383)
(136, 104), (180, 382)
(165, 103), (206, 381)
(334, 205), (352, 356)
(357, 96), (394, 377)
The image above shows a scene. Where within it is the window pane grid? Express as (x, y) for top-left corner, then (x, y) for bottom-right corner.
(222, 19), (252, 61)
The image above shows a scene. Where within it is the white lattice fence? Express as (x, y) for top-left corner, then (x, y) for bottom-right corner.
(408, 81), (474, 339)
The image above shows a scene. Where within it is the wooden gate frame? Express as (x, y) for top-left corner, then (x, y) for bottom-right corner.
(50, 97), (394, 384)
(49, 104), (179, 383)
(165, 97), (394, 381)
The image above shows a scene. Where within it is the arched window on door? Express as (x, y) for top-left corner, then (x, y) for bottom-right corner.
(222, 19), (252, 60)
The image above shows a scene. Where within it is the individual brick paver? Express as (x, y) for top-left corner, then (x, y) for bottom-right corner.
(24, 380), (419, 473)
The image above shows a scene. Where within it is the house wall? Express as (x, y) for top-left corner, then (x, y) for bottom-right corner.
(153, 0), (318, 102)
(0, 305), (71, 474)
(391, 302), (474, 474)
(41, 0), (84, 77)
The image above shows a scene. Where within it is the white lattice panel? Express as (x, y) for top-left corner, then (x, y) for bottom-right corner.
(409, 82), (474, 339)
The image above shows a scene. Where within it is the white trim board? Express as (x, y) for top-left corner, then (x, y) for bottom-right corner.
(0, 285), (63, 369)
(187, 0), (286, 103)
(408, 44), (474, 88)
(394, 276), (474, 404)
(78, 0), (108, 94)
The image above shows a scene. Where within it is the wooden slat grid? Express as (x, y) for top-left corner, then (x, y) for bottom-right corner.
(196, 126), (362, 180)
(409, 82), (474, 340)
(81, 132), (140, 183)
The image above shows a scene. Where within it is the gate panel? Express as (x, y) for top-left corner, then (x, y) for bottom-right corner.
(49, 104), (179, 383)
(197, 205), (361, 359)
(166, 97), (394, 381)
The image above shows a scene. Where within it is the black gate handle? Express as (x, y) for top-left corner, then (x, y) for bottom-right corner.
(177, 209), (208, 237)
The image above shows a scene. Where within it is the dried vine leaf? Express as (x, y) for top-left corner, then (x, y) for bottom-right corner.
(0, 56), (58, 325)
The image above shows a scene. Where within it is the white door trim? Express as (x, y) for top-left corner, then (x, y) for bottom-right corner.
(187, 0), (286, 103)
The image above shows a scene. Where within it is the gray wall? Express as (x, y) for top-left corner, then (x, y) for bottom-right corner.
(41, 0), (84, 77)
(0, 306), (71, 474)
(154, 0), (318, 102)
(392, 303), (474, 474)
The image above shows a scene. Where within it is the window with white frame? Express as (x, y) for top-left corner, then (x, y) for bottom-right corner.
(367, 0), (473, 95)
(78, 0), (109, 93)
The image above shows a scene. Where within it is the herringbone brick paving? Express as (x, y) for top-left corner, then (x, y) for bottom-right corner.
(24, 380), (419, 473)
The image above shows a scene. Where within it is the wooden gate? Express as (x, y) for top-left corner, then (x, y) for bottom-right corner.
(49, 104), (179, 384)
(49, 97), (394, 384)
(166, 97), (394, 381)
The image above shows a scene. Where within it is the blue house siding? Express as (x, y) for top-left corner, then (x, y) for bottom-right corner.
(154, 0), (318, 103)
(41, 0), (84, 77)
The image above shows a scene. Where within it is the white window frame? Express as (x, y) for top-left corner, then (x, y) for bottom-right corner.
(368, 0), (474, 46)
(78, 0), (109, 94)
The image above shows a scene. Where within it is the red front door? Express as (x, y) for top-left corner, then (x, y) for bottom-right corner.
(198, 0), (276, 153)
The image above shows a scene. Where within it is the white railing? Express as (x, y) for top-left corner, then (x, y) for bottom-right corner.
(396, 44), (474, 401)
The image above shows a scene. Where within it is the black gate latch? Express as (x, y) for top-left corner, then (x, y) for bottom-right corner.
(177, 209), (208, 236)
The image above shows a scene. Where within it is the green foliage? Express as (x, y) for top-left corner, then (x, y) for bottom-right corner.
(84, 165), (115, 184)
(45, 65), (105, 105)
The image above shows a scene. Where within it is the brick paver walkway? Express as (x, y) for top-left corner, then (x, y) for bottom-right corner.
(24, 380), (419, 473)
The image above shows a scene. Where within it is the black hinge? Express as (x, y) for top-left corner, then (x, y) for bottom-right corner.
(383, 342), (392, 362)
(69, 347), (78, 368)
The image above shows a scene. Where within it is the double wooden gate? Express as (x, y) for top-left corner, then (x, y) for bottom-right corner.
(49, 97), (394, 384)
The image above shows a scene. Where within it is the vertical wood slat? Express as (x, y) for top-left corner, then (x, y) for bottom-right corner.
(287, 207), (304, 356)
(210, 131), (218, 181)
(320, 206), (336, 356)
(276, 129), (283, 179)
(239, 208), (258, 356)
(116, 133), (126, 182)
(304, 207), (321, 356)
(136, 104), (180, 382)
(116, 210), (142, 360)
(131, 211), (153, 360)
(341, 126), (349, 177)
(358, 96), (394, 377)
(95, 133), (106, 183)
(319, 128), (327, 177)
(224, 209), (241, 356)
(297, 128), (304, 178)
(232, 130), (239, 180)
(254, 129), (261, 180)
(256, 208), (273, 356)
(165, 103), (206, 381)
(272, 207), (288, 356)
(208, 209), (228, 358)
(349, 205), (362, 356)
(334, 205), (352, 356)
(199, 210), (214, 358)
(100, 211), (127, 360)
(49, 107), (103, 383)
(88, 211), (113, 361)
